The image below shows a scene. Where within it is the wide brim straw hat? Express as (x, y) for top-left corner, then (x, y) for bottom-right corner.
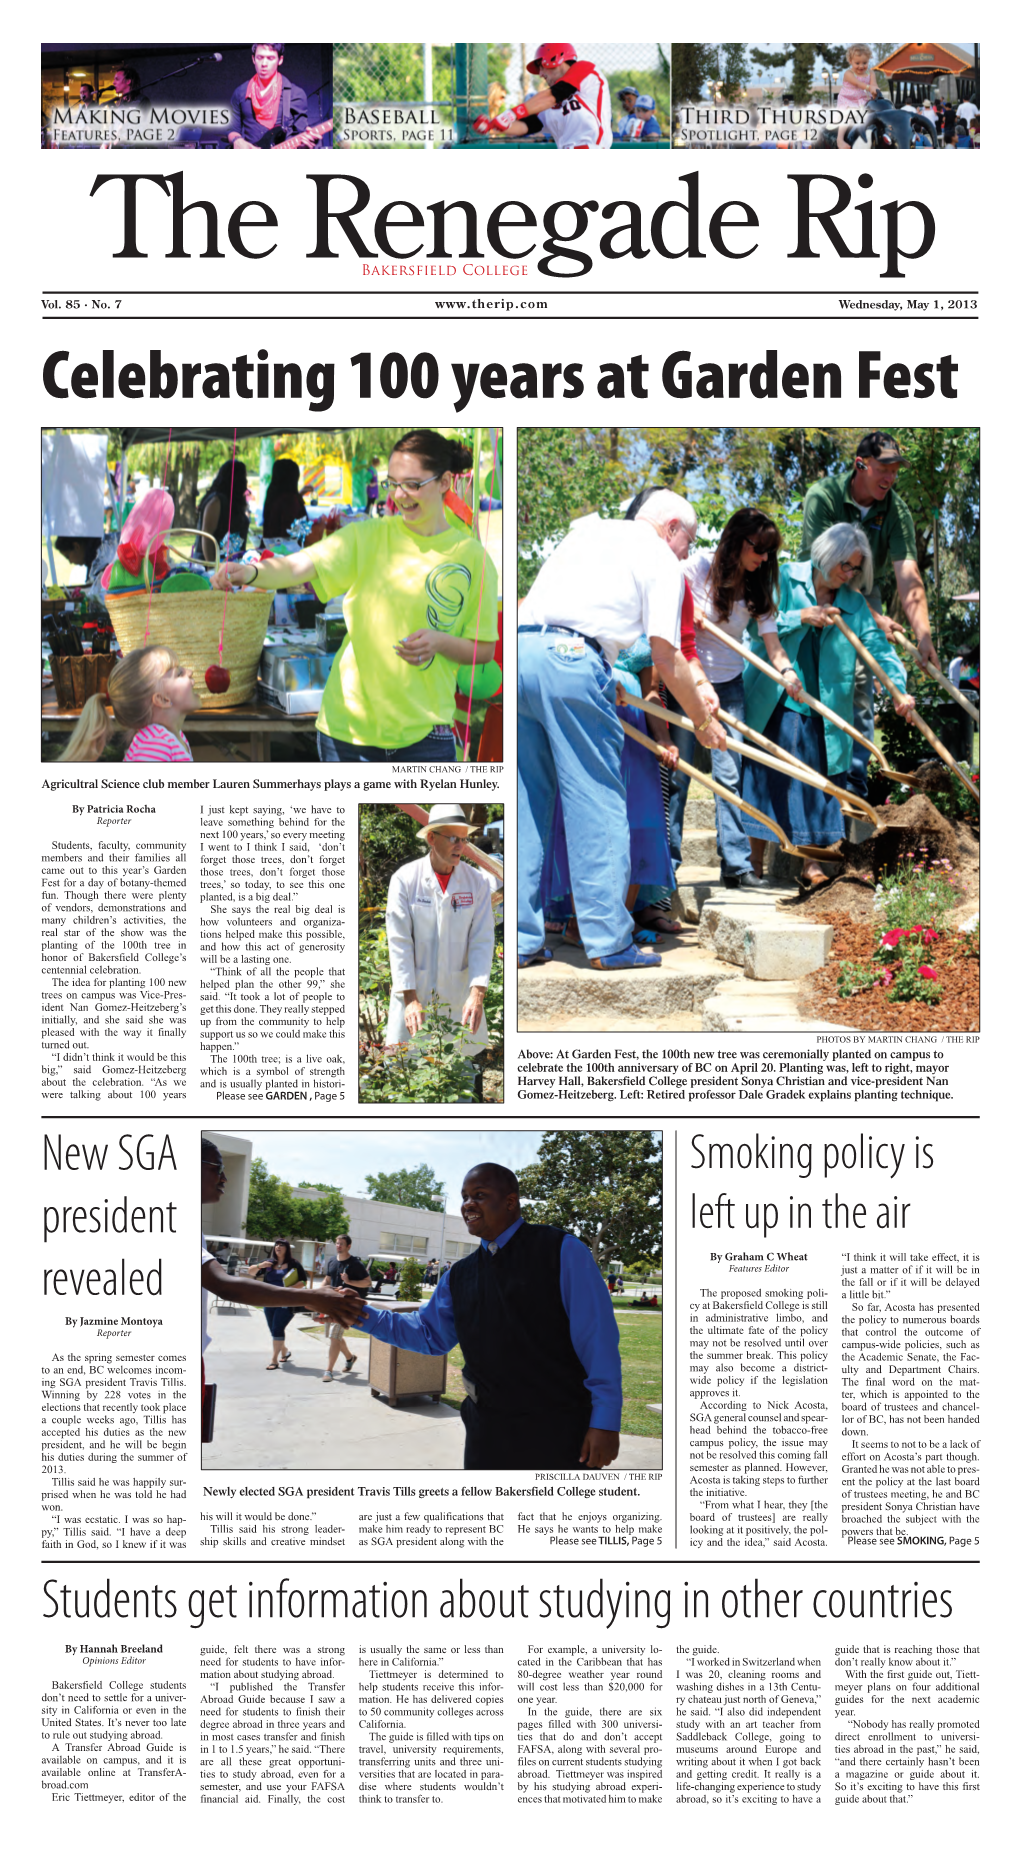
(415, 803), (477, 839)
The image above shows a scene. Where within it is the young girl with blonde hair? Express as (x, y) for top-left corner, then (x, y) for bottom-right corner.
(58, 645), (199, 764)
(836, 43), (878, 147)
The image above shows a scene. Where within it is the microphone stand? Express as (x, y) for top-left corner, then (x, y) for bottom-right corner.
(94, 51), (226, 100)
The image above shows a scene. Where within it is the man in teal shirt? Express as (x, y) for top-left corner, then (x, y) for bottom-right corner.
(799, 432), (940, 796)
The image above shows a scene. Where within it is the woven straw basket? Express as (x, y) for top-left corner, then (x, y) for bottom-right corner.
(106, 528), (274, 708)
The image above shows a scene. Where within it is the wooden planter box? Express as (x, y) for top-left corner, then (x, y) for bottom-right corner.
(369, 1307), (447, 1406)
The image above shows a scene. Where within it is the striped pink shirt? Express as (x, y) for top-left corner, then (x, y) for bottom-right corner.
(124, 724), (193, 764)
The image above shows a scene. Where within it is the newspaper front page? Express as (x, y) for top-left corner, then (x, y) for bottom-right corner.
(25, 19), (1003, 1849)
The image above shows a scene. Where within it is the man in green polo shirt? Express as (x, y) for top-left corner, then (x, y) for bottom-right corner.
(799, 432), (940, 796)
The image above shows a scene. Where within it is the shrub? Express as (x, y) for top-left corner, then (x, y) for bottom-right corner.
(358, 926), (392, 1046)
(358, 996), (478, 1104)
(398, 1257), (424, 1302)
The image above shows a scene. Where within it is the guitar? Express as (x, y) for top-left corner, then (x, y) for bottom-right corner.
(252, 116), (333, 150)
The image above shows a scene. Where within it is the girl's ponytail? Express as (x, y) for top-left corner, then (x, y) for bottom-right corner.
(56, 645), (179, 764)
(57, 694), (117, 763)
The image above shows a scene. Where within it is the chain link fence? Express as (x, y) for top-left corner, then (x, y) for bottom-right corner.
(331, 42), (669, 146)
(332, 43), (510, 147)
(511, 42), (669, 107)
(488, 43), (670, 146)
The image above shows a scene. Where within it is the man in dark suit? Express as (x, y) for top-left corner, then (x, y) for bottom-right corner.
(351, 1164), (622, 1470)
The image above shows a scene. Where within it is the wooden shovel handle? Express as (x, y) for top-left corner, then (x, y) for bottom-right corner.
(617, 717), (840, 861)
(829, 613), (979, 804)
(890, 623), (980, 723)
(638, 698), (831, 795)
(718, 706), (880, 826)
(621, 687), (879, 826)
(696, 613), (887, 768)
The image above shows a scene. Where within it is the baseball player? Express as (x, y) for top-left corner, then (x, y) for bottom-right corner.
(473, 43), (611, 148)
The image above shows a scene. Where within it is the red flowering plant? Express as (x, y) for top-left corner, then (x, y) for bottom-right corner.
(886, 943), (943, 1004)
(879, 946), (946, 1005)
(879, 923), (940, 961)
(836, 942), (942, 1006)
(836, 849), (958, 1005)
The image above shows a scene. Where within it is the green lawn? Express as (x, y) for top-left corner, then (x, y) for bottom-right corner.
(440, 1310), (662, 1439)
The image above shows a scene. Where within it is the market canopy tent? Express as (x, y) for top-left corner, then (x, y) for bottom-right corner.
(874, 43), (976, 106)
(94, 428), (499, 547)
(116, 428), (312, 449)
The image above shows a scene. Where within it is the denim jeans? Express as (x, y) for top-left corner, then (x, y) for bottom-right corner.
(317, 727), (456, 764)
(518, 628), (633, 962)
(666, 673), (752, 878)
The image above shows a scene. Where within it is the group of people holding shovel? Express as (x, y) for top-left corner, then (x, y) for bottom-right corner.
(519, 431), (977, 970)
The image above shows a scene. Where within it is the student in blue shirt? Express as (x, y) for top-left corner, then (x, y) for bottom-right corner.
(347, 1164), (623, 1470)
(633, 95), (662, 140)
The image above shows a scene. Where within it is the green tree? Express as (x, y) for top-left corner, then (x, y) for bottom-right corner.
(294, 1187), (351, 1247)
(516, 1132), (663, 1272)
(243, 1156), (298, 1246)
(748, 44), (849, 99)
(671, 43), (710, 105)
(359, 807), (421, 908)
(879, 426), (980, 665)
(719, 43), (751, 101)
(748, 43), (794, 79)
(365, 1164), (445, 1211)
(517, 428), (634, 594)
(789, 44), (815, 102)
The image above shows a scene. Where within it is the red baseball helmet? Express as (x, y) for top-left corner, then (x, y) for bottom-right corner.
(526, 42), (578, 74)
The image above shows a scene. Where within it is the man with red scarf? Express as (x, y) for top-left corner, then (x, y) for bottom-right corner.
(227, 43), (315, 148)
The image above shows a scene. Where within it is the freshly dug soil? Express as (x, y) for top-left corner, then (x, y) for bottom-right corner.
(841, 792), (958, 881)
(909, 760), (969, 796)
(801, 914), (980, 1032)
(779, 875), (876, 925)
(778, 794), (980, 926)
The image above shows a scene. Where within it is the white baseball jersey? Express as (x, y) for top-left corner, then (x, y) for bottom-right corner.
(538, 62), (611, 147)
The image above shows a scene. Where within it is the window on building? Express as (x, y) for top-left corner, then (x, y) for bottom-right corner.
(444, 1240), (475, 1262)
(378, 1232), (429, 1256)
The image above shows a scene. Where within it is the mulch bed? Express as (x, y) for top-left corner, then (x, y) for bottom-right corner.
(801, 913), (980, 1031)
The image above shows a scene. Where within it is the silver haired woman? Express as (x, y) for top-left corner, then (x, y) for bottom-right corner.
(741, 523), (916, 890)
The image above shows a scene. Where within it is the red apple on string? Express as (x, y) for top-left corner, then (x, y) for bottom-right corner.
(205, 662), (231, 694)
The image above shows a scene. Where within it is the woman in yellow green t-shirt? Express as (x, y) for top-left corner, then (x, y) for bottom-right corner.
(212, 431), (498, 761)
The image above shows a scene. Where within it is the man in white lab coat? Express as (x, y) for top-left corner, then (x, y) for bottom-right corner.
(385, 806), (496, 1080)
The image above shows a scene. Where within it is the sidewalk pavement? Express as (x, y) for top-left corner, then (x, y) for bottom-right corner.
(203, 1302), (663, 1472)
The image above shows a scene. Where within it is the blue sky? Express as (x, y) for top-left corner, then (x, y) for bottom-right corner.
(229, 1129), (547, 1208)
(750, 42), (976, 83)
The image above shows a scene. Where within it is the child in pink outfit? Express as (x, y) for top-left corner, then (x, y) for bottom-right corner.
(836, 44), (878, 147)
(59, 645), (200, 764)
